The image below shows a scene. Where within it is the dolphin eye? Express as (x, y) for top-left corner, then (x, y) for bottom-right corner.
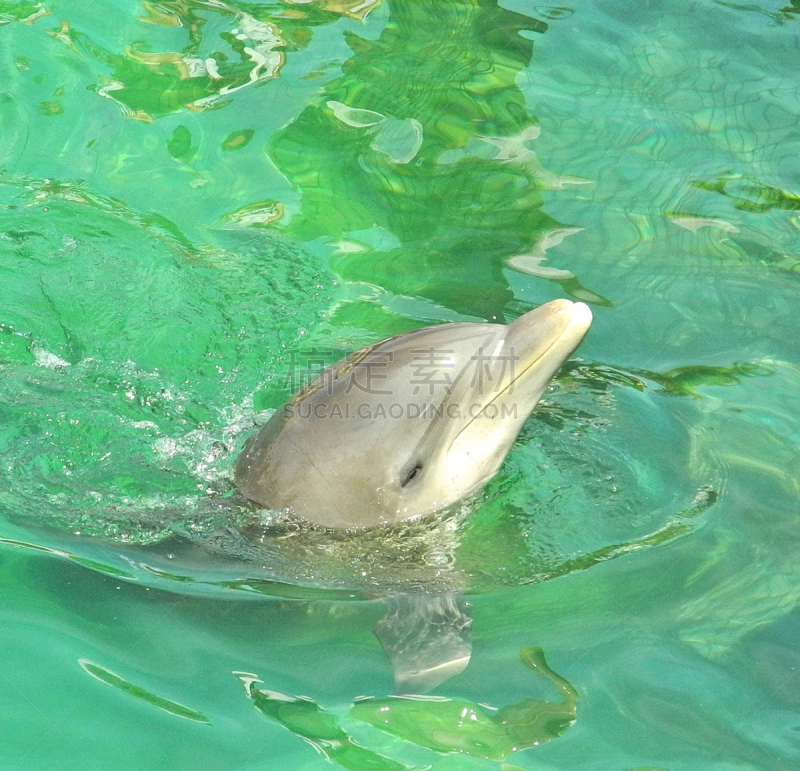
(400, 463), (423, 488)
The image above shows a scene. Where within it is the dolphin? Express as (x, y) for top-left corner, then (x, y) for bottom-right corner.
(235, 298), (593, 530)
(234, 298), (591, 692)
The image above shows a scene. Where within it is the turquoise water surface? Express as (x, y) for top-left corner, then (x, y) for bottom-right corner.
(2, 0), (800, 768)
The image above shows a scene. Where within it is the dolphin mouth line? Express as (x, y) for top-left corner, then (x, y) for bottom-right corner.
(449, 307), (588, 447)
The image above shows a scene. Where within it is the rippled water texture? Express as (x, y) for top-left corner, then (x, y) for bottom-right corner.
(1, 0), (799, 768)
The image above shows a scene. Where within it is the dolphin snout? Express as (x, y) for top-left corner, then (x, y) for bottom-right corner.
(567, 300), (593, 328)
(506, 298), (592, 350)
(509, 297), (592, 328)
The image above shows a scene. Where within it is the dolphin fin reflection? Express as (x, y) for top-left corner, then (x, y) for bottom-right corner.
(373, 594), (473, 694)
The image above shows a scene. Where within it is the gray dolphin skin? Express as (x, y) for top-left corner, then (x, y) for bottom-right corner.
(235, 298), (592, 529)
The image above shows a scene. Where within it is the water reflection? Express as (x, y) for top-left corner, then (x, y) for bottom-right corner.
(49, 9), (285, 120)
(43, 0), (385, 122)
(0, 1), (48, 25)
(242, 645), (578, 767)
(79, 658), (211, 723)
(265, 0), (603, 319)
(692, 174), (800, 214)
(29, 0), (607, 314)
(715, 0), (800, 23)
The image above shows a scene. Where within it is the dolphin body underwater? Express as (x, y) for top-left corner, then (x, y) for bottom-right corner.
(232, 299), (593, 692)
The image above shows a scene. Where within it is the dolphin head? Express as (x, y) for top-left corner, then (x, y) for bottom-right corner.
(235, 299), (592, 529)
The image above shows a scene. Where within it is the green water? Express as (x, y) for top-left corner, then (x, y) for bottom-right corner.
(2, 0), (800, 767)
